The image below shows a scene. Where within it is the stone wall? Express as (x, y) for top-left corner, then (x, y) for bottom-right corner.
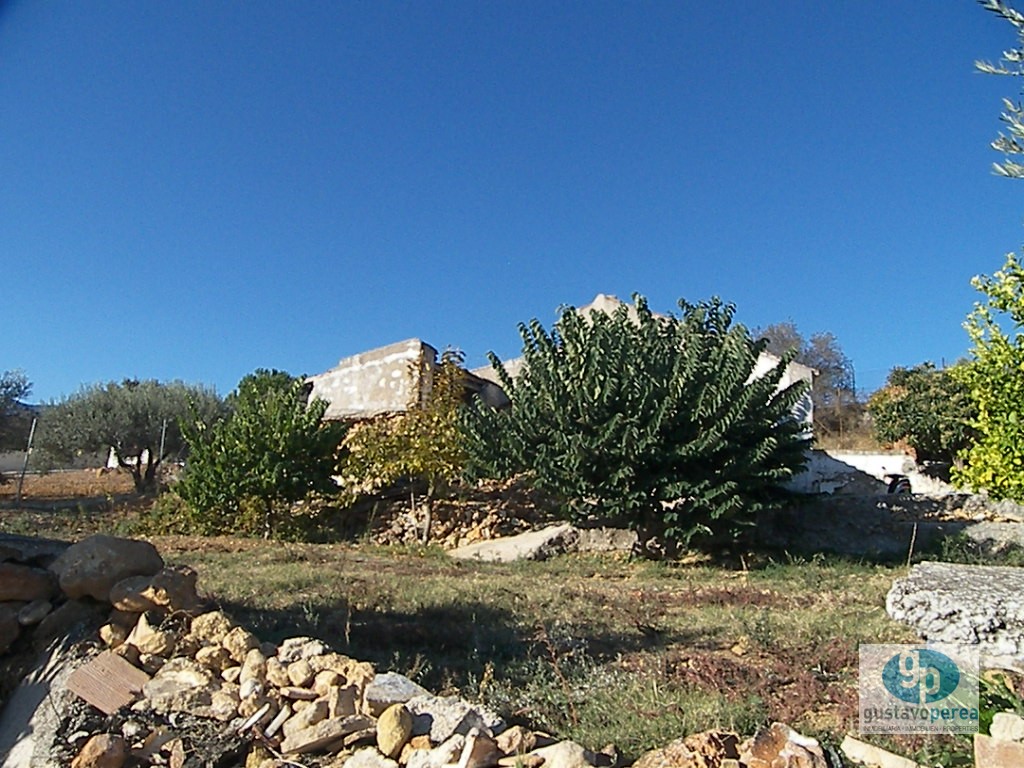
(307, 339), (437, 420)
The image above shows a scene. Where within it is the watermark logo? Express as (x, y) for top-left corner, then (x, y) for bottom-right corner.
(860, 644), (979, 734)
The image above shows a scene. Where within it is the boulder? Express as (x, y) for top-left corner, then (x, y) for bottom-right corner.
(377, 703), (413, 759)
(632, 731), (740, 768)
(449, 524), (579, 563)
(739, 722), (828, 768)
(49, 535), (163, 601)
(406, 694), (505, 744)
(364, 672), (431, 717)
(0, 563), (58, 602)
(70, 733), (128, 768)
(17, 599), (53, 626)
(886, 561), (1024, 671)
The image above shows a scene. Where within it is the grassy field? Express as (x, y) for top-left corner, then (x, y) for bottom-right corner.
(0, 471), (977, 765)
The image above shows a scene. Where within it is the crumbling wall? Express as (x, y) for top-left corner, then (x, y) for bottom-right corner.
(307, 339), (437, 420)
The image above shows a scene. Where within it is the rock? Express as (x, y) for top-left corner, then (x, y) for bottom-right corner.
(378, 703), (414, 759)
(279, 714), (375, 754)
(17, 599), (53, 626)
(992, 711), (1024, 743)
(195, 645), (233, 671)
(108, 575), (159, 612)
(496, 725), (537, 756)
(267, 657), (292, 687)
(406, 694), (505, 744)
(0, 605), (21, 654)
(189, 610), (234, 644)
(839, 735), (923, 768)
(49, 535), (163, 602)
(449, 524), (579, 563)
(974, 732), (1024, 768)
(364, 672), (431, 717)
(140, 566), (202, 612)
(278, 635), (329, 662)
(886, 561), (1024, 671)
(125, 612), (176, 657)
(739, 722), (828, 768)
(326, 684), (358, 718)
(70, 733), (128, 768)
(282, 697), (329, 738)
(142, 658), (216, 713)
(633, 731), (740, 768)
(0, 563), (58, 602)
(98, 623), (129, 649)
(33, 599), (107, 651)
(345, 746), (399, 768)
(405, 734), (466, 768)
(528, 741), (600, 768)
(287, 658), (314, 687)
(239, 647), (267, 687)
(222, 625), (259, 663)
(455, 726), (501, 768)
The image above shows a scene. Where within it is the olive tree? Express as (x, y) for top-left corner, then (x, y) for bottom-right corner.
(36, 379), (224, 492)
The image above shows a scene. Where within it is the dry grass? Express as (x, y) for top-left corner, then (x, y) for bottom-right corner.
(0, 471), (975, 765)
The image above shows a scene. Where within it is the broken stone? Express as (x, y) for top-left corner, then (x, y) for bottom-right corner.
(327, 684), (358, 718)
(283, 697), (329, 739)
(195, 644), (233, 670)
(974, 732), (1024, 768)
(222, 625), (259, 662)
(125, 612), (177, 657)
(70, 733), (128, 768)
(239, 678), (263, 700)
(406, 694), (505, 744)
(455, 726), (501, 768)
(992, 711), (1024, 743)
(739, 722), (827, 768)
(222, 665), (242, 683)
(137, 653), (166, 675)
(364, 673), (432, 717)
(279, 714), (375, 755)
(496, 725), (537, 756)
(527, 741), (600, 768)
(0, 562), (57, 602)
(17, 598), (53, 626)
(405, 734), (465, 768)
(265, 702), (292, 738)
(887, 561), (1024, 671)
(287, 658), (315, 687)
(142, 658), (216, 713)
(377, 703), (414, 759)
(266, 656), (291, 688)
(345, 746), (400, 768)
(839, 735), (922, 768)
(98, 623), (129, 649)
(633, 731), (740, 768)
(313, 668), (342, 695)
(277, 635), (328, 662)
(188, 610), (233, 645)
(109, 575), (159, 613)
(280, 685), (319, 700)
(239, 647), (267, 687)
(210, 688), (241, 721)
(139, 565), (202, 613)
(49, 534), (163, 602)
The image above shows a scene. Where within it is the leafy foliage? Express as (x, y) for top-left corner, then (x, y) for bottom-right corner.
(0, 369), (32, 452)
(35, 379), (224, 492)
(175, 369), (346, 537)
(463, 295), (811, 549)
(337, 350), (468, 538)
(952, 253), (1024, 500)
(867, 363), (977, 464)
(976, 0), (1024, 178)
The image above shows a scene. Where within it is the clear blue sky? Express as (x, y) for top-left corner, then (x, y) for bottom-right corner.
(3, 1), (1022, 402)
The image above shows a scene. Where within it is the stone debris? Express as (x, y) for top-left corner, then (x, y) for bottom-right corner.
(0, 532), (965, 768)
(886, 561), (1024, 672)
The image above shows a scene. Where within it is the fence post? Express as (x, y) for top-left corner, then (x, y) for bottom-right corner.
(15, 416), (37, 508)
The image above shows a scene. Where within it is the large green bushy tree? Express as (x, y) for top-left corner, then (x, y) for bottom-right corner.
(176, 369), (346, 537)
(36, 379), (224, 491)
(462, 295), (811, 550)
(952, 254), (1024, 500)
(867, 363), (977, 464)
(0, 369), (32, 452)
